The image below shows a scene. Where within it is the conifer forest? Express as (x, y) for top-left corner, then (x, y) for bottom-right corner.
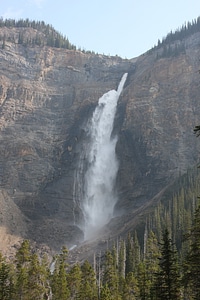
(0, 166), (200, 299)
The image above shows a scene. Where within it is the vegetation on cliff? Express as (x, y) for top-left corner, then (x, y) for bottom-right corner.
(0, 166), (200, 300)
(0, 15), (200, 57)
(0, 18), (77, 50)
(157, 16), (200, 48)
(149, 16), (200, 58)
(0, 202), (200, 299)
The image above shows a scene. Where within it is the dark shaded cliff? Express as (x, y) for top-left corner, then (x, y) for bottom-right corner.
(0, 25), (200, 255)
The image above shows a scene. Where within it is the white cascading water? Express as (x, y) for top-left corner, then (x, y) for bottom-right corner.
(74, 73), (128, 239)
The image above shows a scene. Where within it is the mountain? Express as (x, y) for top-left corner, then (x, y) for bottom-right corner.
(0, 19), (200, 258)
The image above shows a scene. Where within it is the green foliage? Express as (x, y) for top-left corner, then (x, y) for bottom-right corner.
(0, 255), (14, 300)
(0, 165), (200, 299)
(15, 240), (31, 300)
(0, 206), (199, 299)
(100, 283), (113, 300)
(137, 262), (150, 300)
(80, 260), (98, 299)
(148, 167), (200, 253)
(0, 17), (77, 50)
(26, 253), (47, 299)
(149, 16), (200, 58)
(103, 250), (119, 299)
(153, 229), (181, 299)
(51, 247), (69, 300)
(183, 205), (200, 299)
(124, 272), (139, 300)
(67, 263), (82, 299)
(125, 231), (140, 276)
(161, 17), (200, 45)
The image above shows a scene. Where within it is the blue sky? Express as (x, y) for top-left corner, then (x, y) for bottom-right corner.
(0, 0), (199, 58)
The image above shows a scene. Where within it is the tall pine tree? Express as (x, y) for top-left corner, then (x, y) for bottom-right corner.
(183, 205), (200, 299)
(153, 229), (181, 300)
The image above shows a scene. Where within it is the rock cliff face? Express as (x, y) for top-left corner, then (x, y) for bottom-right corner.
(115, 34), (200, 214)
(0, 26), (200, 255)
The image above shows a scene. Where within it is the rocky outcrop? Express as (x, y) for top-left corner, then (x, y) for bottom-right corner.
(115, 34), (200, 213)
(0, 26), (200, 254)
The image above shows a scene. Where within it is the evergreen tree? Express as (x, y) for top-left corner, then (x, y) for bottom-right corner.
(153, 229), (181, 300)
(51, 246), (69, 300)
(0, 254), (14, 300)
(183, 205), (200, 299)
(137, 262), (150, 300)
(41, 254), (52, 298)
(80, 260), (98, 299)
(118, 240), (126, 279)
(15, 240), (31, 300)
(67, 263), (82, 300)
(124, 272), (139, 300)
(145, 231), (160, 299)
(118, 240), (126, 298)
(100, 283), (113, 300)
(125, 233), (134, 275)
(26, 252), (49, 300)
(103, 250), (120, 299)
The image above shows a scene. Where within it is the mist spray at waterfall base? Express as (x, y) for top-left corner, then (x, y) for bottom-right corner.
(74, 73), (128, 240)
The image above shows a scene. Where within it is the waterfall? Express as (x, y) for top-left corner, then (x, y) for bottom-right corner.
(73, 73), (128, 239)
